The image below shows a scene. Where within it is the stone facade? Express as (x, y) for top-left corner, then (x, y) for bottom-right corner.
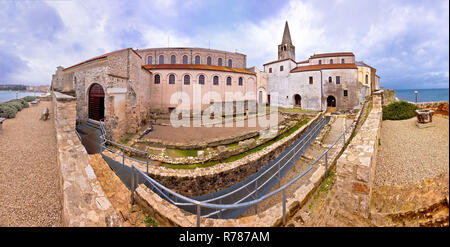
(52, 92), (122, 226)
(51, 47), (257, 140)
(248, 66), (268, 105)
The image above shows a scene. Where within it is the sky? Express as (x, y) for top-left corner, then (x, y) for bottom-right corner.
(0, 0), (448, 89)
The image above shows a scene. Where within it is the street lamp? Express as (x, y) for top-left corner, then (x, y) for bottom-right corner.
(414, 90), (418, 103)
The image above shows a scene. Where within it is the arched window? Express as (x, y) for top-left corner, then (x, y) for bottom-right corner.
(159, 55), (164, 64)
(169, 74), (175, 84)
(341, 58), (345, 64)
(318, 60), (322, 65)
(238, 77), (243, 86)
(207, 56), (211, 65)
(365, 74), (369, 84)
(198, 75), (205, 85)
(213, 76), (219, 85)
(195, 56), (200, 64)
(171, 55), (176, 64)
(147, 56), (152, 64)
(328, 76), (332, 83)
(228, 59), (232, 67)
(330, 59), (333, 64)
(182, 55), (188, 64)
(154, 74), (160, 84)
(184, 75), (190, 85)
(218, 58), (222, 66)
(226, 76), (232, 85)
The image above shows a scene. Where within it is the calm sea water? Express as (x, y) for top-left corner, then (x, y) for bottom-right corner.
(394, 88), (449, 103)
(0, 91), (40, 103)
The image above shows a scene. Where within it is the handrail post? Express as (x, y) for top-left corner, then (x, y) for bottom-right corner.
(146, 152), (149, 174)
(122, 148), (125, 165)
(278, 162), (281, 188)
(131, 166), (135, 204)
(325, 152), (328, 177)
(254, 180), (258, 214)
(282, 189), (286, 225)
(196, 204), (201, 227)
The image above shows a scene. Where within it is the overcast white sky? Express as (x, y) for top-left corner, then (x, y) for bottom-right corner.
(0, 0), (448, 89)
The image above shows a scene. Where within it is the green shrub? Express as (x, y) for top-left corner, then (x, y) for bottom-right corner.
(4, 101), (24, 111)
(382, 101), (418, 120)
(23, 96), (37, 102)
(0, 104), (17, 118)
(11, 99), (29, 108)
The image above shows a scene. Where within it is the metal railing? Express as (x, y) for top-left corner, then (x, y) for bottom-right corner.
(121, 116), (354, 227)
(98, 120), (150, 174)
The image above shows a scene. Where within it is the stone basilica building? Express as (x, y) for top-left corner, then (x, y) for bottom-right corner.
(264, 22), (378, 111)
(51, 47), (258, 139)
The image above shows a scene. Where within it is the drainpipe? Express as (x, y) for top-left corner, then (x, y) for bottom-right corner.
(320, 70), (323, 111)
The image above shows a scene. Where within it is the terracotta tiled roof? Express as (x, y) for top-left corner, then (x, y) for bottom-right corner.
(142, 64), (255, 75)
(296, 60), (309, 64)
(309, 52), (354, 59)
(290, 63), (357, 73)
(63, 48), (141, 71)
(356, 61), (374, 68)
(263, 58), (296, 66)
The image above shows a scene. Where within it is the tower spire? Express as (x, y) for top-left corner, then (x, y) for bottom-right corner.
(278, 21), (295, 61)
(282, 21), (292, 45)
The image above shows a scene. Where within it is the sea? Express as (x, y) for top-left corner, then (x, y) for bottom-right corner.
(0, 91), (41, 103)
(394, 88), (449, 103)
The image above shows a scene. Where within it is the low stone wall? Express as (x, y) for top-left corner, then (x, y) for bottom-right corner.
(371, 173), (449, 227)
(334, 93), (382, 219)
(105, 111), (325, 197)
(415, 101), (449, 115)
(52, 91), (122, 226)
(132, 113), (356, 227)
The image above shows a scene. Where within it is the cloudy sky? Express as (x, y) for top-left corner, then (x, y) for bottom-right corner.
(0, 0), (448, 89)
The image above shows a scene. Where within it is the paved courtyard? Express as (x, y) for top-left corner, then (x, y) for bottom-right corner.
(0, 101), (62, 226)
(142, 112), (286, 144)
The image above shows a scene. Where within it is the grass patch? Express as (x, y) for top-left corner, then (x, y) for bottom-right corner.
(276, 106), (317, 113)
(119, 133), (134, 144)
(144, 217), (158, 227)
(166, 149), (198, 158)
(308, 170), (336, 210)
(382, 101), (418, 120)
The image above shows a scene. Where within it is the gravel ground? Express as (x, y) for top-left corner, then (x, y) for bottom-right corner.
(375, 115), (449, 186)
(0, 101), (62, 226)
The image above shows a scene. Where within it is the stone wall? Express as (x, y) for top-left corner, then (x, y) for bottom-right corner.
(52, 92), (122, 226)
(104, 112), (325, 197)
(132, 113), (357, 227)
(415, 101), (449, 115)
(334, 93), (382, 219)
(381, 89), (396, 106)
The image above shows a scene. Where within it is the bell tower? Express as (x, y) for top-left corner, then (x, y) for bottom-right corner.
(278, 21), (295, 61)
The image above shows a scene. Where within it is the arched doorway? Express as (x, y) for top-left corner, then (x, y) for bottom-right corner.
(294, 94), (301, 107)
(88, 83), (105, 121)
(327, 95), (336, 107)
(326, 95), (336, 112)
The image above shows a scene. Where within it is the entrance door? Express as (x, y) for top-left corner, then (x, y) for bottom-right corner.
(326, 95), (336, 112)
(88, 83), (105, 121)
(294, 94), (301, 107)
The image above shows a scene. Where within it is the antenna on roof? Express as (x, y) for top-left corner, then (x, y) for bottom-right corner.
(168, 36), (169, 47)
(209, 40), (210, 49)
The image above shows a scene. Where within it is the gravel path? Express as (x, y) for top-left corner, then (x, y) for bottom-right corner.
(0, 101), (62, 226)
(375, 115), (449, 186)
